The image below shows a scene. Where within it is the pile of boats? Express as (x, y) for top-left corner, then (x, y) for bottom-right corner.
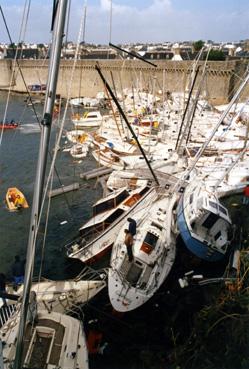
(1, 3), (249, 365)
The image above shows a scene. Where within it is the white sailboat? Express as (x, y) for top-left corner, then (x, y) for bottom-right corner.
(108, 192), (177, 312)
(4, 278), (106, 315)
(177, 180), (232, 261)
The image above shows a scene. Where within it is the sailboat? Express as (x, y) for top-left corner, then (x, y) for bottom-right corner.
(4, 278), (106, 315)
(177, 179), (232, 261)
(108, 192), (178, 312)
(0, 2), (89, 368)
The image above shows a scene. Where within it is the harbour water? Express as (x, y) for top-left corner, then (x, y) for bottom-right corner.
(0, 91), (102, 280)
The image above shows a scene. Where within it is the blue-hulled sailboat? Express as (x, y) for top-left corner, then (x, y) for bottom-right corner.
(177, 180), (232, 262)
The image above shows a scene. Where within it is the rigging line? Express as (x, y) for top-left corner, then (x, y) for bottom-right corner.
(0, 1), (31, 146)
(175, 65), (201, 151)
(95, 63), (159, 186)
(0, 5), (41, 126)
(37, 2), (88, 229)
(37, 169), (55, 285)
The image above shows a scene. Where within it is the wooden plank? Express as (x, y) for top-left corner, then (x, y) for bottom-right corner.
(80, 166), (107, 178)
(80, 167), (112, 180)
(48, 183), (79, 198)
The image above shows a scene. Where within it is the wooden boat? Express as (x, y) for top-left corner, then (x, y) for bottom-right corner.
(6, 187), (29, 211)
(0, 121), (19, 129)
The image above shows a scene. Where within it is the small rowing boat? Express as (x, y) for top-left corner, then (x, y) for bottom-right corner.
(6, 187), (29, 211)
(0, 121), (19, 129)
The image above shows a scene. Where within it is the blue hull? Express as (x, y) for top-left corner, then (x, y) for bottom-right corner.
(177, 198), (224, 262)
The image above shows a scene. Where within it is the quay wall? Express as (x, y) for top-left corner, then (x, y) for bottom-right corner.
(0, 59), (248, 105)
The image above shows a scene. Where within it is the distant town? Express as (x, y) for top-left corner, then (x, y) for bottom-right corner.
(1, 39), (249, 61)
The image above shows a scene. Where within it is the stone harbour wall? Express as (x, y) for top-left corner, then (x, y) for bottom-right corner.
(0, 59), (248, 105)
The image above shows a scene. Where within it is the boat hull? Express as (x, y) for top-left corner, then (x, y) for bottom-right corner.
(6, 187), (29, 211)
(177, 197), (225, 262)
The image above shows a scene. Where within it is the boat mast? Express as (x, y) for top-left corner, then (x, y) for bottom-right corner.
(96, 64), (160, 186)
(13, 1), (68, 368)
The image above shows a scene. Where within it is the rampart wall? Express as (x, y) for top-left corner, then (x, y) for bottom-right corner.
(0, 59), (248, 104)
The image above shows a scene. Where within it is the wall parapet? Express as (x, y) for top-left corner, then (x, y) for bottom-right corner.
(0, 59), (247, 104)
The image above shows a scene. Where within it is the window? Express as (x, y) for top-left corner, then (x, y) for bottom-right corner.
(151, 222), (163, 231)
(202, 213), (219, 229)
(144, 232), (158, 248)
(214, 231), (221, 241)
(105, 208), (125, 225)
(219, 205), (227, 216)
(209, 201), (218, 210)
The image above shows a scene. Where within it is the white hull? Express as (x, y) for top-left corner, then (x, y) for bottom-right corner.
(0, 308), (88, 369)
(67, 187), (158, 263)
(4, 279), (106, 314)
(108, 193), (177, 312)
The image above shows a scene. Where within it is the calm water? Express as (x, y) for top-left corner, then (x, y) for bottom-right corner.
(0, 91), (102, 280)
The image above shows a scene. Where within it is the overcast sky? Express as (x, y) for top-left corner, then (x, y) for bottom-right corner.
(0, 0), (248, 44)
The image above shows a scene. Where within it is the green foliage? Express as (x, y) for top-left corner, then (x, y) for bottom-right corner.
(193, 40), (204, 52)
(8, 43), (16, 49)
(208, 49), (226, 61)
(172, 253), (249, 369)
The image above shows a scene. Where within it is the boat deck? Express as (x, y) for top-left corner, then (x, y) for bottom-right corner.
(22, 319), (65, 367)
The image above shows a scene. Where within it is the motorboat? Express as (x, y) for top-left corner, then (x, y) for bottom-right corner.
(66, 185), (158, 264)
(72, 111), (103, 128)
(108, 192), (177, 312)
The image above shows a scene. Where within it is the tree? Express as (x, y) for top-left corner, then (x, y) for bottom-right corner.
(8, 42), (16, 49)
(193, 40), (204, 52)
(208, 49), (226, 61)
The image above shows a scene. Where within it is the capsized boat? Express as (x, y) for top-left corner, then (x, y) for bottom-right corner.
(108, 192), (177, 312)
(6, 187), (29, 211)
(4, 278), (106, 314)
(66, 185), (158, 264)
(177, 180), (232, 261)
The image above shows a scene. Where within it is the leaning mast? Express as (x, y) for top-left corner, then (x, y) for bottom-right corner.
(13, 1), (68, 368)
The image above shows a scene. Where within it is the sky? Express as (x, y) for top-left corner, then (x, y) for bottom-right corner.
(0, 0), (248, 45)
